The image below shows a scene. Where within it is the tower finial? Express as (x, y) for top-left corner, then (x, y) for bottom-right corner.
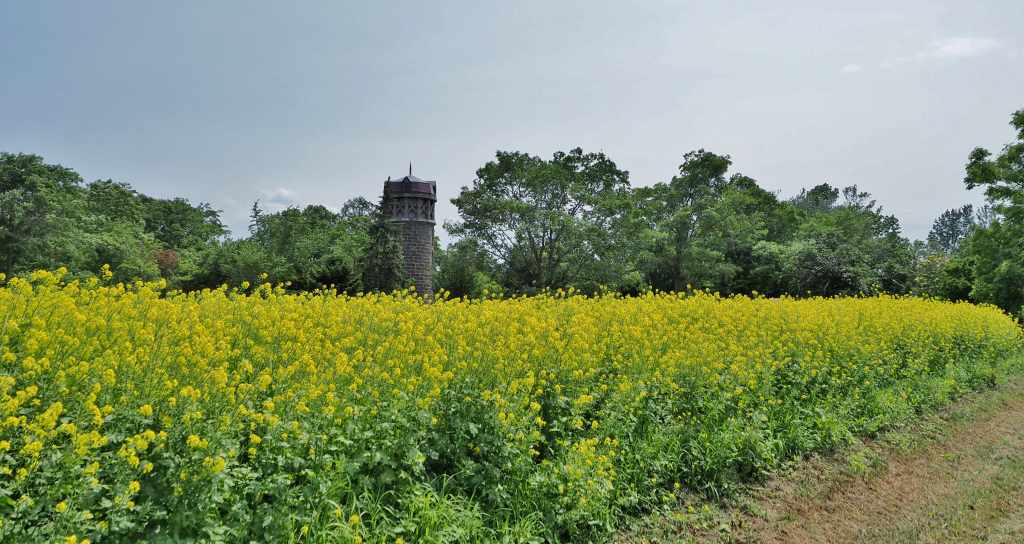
(409, 162), (412, 177)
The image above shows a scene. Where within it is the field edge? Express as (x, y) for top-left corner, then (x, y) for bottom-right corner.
(616, 351), (1024, 544)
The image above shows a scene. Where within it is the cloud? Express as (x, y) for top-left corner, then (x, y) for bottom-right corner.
(259, 187), (297, 208)
(882, 36), (999, 68)
(840, 63), (863, 74)
(922, 37), (999, 60)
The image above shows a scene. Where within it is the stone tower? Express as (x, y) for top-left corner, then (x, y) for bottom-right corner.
(382, 165), (436, 298)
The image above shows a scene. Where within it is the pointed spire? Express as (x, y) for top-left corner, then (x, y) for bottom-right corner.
(409, 162), (412, 177)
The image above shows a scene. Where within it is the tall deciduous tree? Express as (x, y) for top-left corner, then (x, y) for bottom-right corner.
(0, 153), (84, 273)
(0, 153), (162, 281)
(959, 108), (1024, 315)
(360, 204), (407, 293)
(139, 196), (226, 250)
(927, 205), (975, 254)
(448, 148), (632, 292)
(246, 204), (370, 292)
(754, 184), (914, 296)
(434, 238), (501, 298)
(634, 150), (787, 293)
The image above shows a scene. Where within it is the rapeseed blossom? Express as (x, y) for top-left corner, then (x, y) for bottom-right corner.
(0, 270), (1019, 542)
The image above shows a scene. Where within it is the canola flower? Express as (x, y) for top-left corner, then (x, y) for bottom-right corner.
(0, 269), (1020, 543)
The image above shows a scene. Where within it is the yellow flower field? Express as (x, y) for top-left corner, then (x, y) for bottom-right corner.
(0, 270), (1021, 542)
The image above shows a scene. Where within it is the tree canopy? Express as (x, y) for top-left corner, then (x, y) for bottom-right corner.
(954, 109), (1024, 316)
(447, 148), (632, 292)
(4, 106), (1024, 315)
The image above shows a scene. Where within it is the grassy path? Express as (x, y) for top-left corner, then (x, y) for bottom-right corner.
(619, 368), (1024, 543)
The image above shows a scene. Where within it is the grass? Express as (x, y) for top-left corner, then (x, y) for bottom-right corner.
(617, 352), (1024, 544)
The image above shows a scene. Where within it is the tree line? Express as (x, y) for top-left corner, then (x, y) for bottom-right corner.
(0, 154), (407, 293)
(2, 108), (1022, 317)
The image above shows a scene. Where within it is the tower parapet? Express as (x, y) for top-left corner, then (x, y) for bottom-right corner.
(382, 166), (436, 298)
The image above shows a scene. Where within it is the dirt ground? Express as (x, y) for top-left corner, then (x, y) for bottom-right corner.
(618, 373), (1024, 543)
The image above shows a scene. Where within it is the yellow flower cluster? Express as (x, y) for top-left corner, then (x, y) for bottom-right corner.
(0, 269), (1020, 542)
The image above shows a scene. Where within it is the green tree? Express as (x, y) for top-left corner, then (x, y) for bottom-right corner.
(434, 238), (502, 298)
(633, 150), (788, 294)
(754, 184), (913, 296)
(912, 206), (978, 300)
(791, 183), (840, 213)
(246, 204), (370, 292)
(962, 221), (1024, 313)
(339, 196), (377, 219)
(0, 153), (84, 273)
(448, 148), (632, 292)
(139, 196), (226, 250)
(959, 108), (1024, 316)
(0, 153), (161, 281)
(177, 239), (290, 290)
(912, 249), (974, 301)
(360, 207), (406, 293)
(86, 180), (144, 225)
(927, 204), (975, 254)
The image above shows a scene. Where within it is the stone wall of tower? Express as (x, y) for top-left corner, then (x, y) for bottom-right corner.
(398, 220), (434, 297)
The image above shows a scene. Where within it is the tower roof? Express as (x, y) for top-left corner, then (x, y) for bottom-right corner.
(384, 165), (436, 199)
(388, 174), (431, 184)
(386, 163), (435, 186)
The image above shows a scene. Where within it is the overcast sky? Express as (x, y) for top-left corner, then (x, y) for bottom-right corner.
(2, 1), (1022, 241)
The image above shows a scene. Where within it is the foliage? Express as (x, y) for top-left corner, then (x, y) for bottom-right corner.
(911, 205), (982, 302)
(447, 148), (633, 293)
(927, 204), (974, 254)
(139, 195), (226, 251)
(750, 185), (913, 297)
(0, 153), (223, 286)
(175, 239), (291, 290)
(631, 150), (759, 293)
(447, 149), (916, 299)
(433, 239), (501, 299)
(249, 204), (370, 292)
(7, 106), (1024, 306)
(911, 250), (974, 302)
(1, 270), (1020, 542)
(360, 205), (407, 294)
(0, 153), (87, 275)
(958, 109), (1024, 317)
(961, 221), (1024, 316)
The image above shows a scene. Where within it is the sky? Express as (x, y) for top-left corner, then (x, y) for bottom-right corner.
(2, 1), (1022, 241)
